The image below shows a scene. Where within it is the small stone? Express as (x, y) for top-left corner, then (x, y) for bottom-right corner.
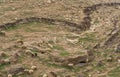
(24, 69), (29, 72)
(16, 39), (24, 45)
(0, 31), (6, 36)
(3, 59), (10, 64)
(43, 74), (48, 77)
(88, 74), (92, 77)
(25, 50), (31, 54)
(66, 39), (79, 44)
(38, 4), (41, 6)
(8, 74), (12, 77)
(14, 18), (18, 20)
(68, 63), (74, 66)
(46, 0), (52, 3)
(106, 56), (113, 62)
(25, 50), (37, 57)
(12, 8), (16, 11)
(28, 70), (34, 74)
(97, 71), (101, 74)
(10, 1), (13, 3)
(31, 65), (37, 70)
(118, 59), (120, 63)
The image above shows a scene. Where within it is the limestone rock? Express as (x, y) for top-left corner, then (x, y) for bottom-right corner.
(31, 65), (37, 70)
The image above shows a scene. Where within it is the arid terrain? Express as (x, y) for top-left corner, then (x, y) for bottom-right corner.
(0, 0), (120, 77)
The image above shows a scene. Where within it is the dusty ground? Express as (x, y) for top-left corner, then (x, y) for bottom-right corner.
(0, 0), (120, 77)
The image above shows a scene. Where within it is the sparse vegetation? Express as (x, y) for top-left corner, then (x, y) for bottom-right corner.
(59, 51), (70, 56)
(0, 0), (120, 77)
(108, 67), (120, 77)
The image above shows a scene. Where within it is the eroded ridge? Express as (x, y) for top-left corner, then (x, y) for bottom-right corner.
(0, 2), (120, 58)
(0, 3), (120, 32)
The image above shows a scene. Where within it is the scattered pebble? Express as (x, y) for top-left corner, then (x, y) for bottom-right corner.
(12, 8), (16, 11)
(46, 0), (52, 3)
(28, 69), (34, 74)
(0, 31), (6, 36)
(3, 58), (10, 64)
(88, 74), (92, 77)
(25, 50), (37, 57)
(43, 74), (48, 77)
(106, 56), (113, 62)
(118, 59), (120, 63)
(24, 69), (29, 72)
(97, 71), (101, 74)
(31, 65), (37, 70)
(68, 63), (74, 66)
(14, 17), (18, 20)
(25, 50), (31, 54)
(8, 74), (12, 77)
(16, 39), (24, 45)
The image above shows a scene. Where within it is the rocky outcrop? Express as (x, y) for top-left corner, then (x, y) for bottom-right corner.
(49, 50), (94, 66)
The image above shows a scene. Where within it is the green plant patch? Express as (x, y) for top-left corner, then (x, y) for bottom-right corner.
(30, 48), (39, 53)
(48, 40), (54, 44)
(108, 67), (120, 77)
(52, 45), (65, 51)
(78, 33), (96, 43)
(0, 63), (10, 70)
(59, 51), (70, 56)
(46, 63), (73, 70)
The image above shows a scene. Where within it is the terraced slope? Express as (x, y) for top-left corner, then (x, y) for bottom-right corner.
(0, 0), (120, 77)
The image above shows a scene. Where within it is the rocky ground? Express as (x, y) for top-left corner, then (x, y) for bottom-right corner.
(0, 0), (120, 77)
